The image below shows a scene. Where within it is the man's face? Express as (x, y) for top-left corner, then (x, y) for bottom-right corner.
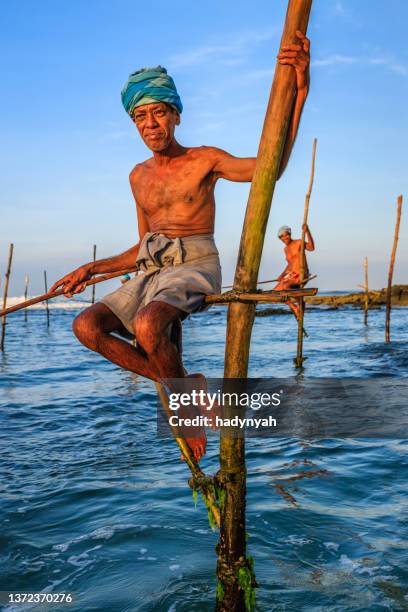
(132, 102), (180, 152)
(279, 232), (292, 245)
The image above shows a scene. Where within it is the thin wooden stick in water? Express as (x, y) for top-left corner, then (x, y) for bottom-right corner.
(24, 274), (29, 322)
(92, 245), (97, 304)
(299, 138), (317, 284)
(0, 266), (139, 318)
(1, 243), (14, 351)
(364, 256), (369, 326)
(44, 270), (50, 327)
(295, 138), (317, 368)
(385, 195), (403, 342)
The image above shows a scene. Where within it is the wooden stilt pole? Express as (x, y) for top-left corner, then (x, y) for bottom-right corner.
(364, 257), (369, 326)
(216, 2), (313, 609)
(295, 137), (317, 368)
(24, 274), (29, 322)
(44, 270), (50, 327)
(295, 298), (305, 367)
(1, 244), (14, 351)
(92, 245), (97, 304)
(385, 195), (403, 342)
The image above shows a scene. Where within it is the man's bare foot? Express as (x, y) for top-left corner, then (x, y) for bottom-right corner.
(182, 431), (207, 463)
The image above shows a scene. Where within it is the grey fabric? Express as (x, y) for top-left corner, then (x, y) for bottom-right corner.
(278, 225), (291, 237)
(100, 232), (221, 335)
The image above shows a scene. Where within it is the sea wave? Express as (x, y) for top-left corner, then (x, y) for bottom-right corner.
(5, 296), (91, 310)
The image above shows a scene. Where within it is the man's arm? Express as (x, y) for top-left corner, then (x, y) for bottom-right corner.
(211, 31), (310, 184)
(303, 223), (315, 251)
(212, 150), (256, 182)
(277, 31), (310, 178)
(277, 264), (290, 281)
(50, 244), (141, 297)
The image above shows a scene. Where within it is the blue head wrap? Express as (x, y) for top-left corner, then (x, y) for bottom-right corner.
(121, 66), (183, 118)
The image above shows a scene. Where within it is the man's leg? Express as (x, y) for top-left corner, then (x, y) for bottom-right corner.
(73, 301), (206, 461)
(274, 280), (300, 319)
(72, 303), (161, 380)
(134, 301), (207, 461)
(133, 301), (185, 379)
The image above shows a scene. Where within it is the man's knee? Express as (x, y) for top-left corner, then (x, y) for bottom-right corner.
(72, 307), (104, 350)
(134, 311), (160, 354)
(134, 302), (183, 354)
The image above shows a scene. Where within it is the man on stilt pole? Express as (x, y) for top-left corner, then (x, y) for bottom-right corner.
(50, 32), (310, 464)
(275, 223), (315, 318)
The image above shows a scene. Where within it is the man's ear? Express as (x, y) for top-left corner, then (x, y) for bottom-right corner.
(175, 111), (181, 126)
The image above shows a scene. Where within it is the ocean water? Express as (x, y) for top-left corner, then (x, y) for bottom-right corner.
(0, 303), (407, 611)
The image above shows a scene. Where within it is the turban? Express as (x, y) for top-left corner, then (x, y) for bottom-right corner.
(121, 66), (183, 118)
(278, 225), (291, 237)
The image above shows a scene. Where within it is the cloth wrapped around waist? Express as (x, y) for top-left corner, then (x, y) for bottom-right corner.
(100, 232), (222, 336)
(136, 231), (219, 274)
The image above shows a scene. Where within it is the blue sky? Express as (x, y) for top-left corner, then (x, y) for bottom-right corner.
(1, 0), (407, 295)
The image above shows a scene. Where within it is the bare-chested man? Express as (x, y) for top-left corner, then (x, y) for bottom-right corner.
(51, 31), (310, 461)
(274, 223), (315, 318)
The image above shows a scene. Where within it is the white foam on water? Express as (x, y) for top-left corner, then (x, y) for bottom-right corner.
(89, 526), (115, 540)
(339, 554), (360, 570)
(285, 534), (313, 546)
(324, 541), (340, 552)
(52, 523), (135, 552)
(6, 296), (91, 310)
(53, 543), (69, 552)
(67, 552), (93, 568)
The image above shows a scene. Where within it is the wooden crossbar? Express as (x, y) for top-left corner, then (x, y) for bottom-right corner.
(204, 287), (318, 304)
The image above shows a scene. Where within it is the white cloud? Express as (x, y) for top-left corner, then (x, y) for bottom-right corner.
(313, 55), (357, 67)
(368, 58), (386, 66)
(168, 29), (276, 70)
(390, 64), (408, 76)
(369, 56), (408, 76)
(313, 54), (407, 77)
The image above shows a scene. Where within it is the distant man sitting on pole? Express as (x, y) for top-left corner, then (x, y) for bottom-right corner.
(275, 223), (315, 318)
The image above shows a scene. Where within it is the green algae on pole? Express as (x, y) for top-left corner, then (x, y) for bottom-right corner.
(295, 137), (317, 368)
(385, 195), (403, 342)
(1, 243), (14, 351)
(216, 1), (313, 609)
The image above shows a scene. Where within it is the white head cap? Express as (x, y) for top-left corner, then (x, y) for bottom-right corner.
(278, 225), (291, 238)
